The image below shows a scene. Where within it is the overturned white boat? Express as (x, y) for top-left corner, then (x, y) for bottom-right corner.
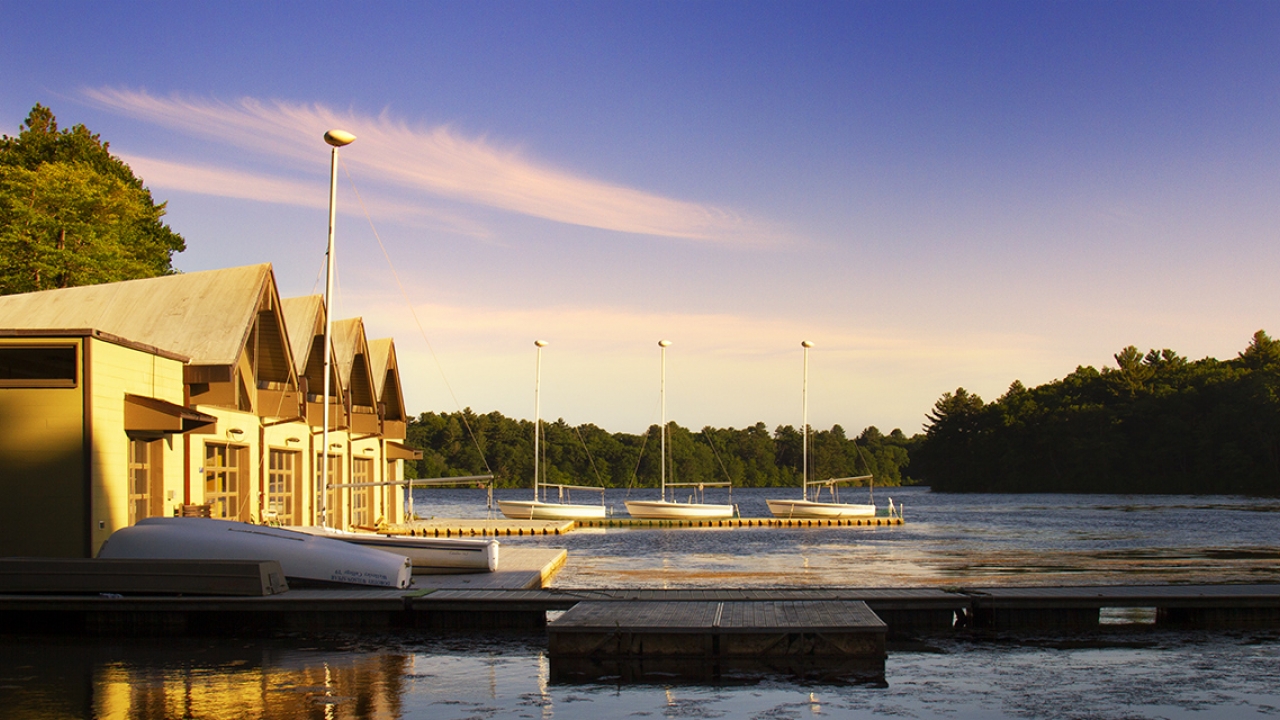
(291, 526), (499, 573)
(97, 517), (412, 589)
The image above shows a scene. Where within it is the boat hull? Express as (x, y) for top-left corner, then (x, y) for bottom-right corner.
(624, 500), (735, 520)
(497, 500), (607, 521)
(291, 526), (498, 573)
(97, 517), (412, 589)
(765, 499), (876, 518)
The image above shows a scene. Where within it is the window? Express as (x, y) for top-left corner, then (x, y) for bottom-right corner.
(267, 449), (300, 525)
(386, 459), (401, 524)
(128, 439), (161, 524)
(0, 345), (77, 387)
(205, 443), (245, 519)
(352, 457), (373, 528)
(315, 452), (343, 528)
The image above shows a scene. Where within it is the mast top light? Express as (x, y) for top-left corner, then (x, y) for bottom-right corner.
(324, 129), (356, 147)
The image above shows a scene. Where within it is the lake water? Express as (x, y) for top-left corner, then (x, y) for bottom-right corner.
(4, 487), (1280, 719)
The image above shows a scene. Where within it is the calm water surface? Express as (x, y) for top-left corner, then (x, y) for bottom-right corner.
(4, 488), (1279, 719)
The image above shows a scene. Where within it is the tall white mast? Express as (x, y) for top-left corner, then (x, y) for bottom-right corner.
(801, 340), (813, 501)
(658, 339), (671, 502)
(321, 129), (354, 528)
(533, 340), (547, 501)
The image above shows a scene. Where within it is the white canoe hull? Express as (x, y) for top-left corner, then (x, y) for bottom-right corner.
(624, 500), (735, 520)
(98, 517), (412, 589)
(497, 500), (607, 521)
(291, 526), (498, 573)
(766, 498), (876, 518)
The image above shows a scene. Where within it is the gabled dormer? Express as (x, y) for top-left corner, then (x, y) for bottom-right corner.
(369, 338), (407, 440)
(281, 295), (347, 431)
(332, 318), (380, 436)
(185, 270), (301, 417)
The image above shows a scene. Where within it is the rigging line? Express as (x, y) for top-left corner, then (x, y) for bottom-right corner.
(571, 423), (605, 487)
(624, 395), (663, 497)
(340, 161), (494, 477)
(702, 427), (735, 484)
(624, 425), (652, 499)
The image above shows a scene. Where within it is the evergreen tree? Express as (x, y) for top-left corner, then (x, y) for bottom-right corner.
(0, 104), (185, 294)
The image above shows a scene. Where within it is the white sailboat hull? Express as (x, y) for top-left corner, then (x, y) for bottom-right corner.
(97, 517), (412, 589)
(624, 500), (735, 520)
(291, 526), (499, 573)
(766, 498), (876, 518)
(497, 500), (606, 521)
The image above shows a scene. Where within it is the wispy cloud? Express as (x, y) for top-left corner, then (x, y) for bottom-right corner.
(85, 88), (777, 244)
(120, 154), (497, 240)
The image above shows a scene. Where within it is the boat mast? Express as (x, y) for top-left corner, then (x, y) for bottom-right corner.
(534, 340), (547, 502)
(659, 339), (671, 503)
(801, 340), (813, 502)
(321, 129), (355, 529)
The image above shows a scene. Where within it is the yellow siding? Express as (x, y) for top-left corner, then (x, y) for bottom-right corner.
(86, 338), (186, 555)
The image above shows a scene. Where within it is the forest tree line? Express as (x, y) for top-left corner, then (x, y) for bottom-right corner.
(403, 410), (916, 491)
(912, 331), (1280, 495)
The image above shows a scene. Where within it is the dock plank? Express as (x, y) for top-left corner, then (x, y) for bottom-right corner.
(411, 548), (566, 591)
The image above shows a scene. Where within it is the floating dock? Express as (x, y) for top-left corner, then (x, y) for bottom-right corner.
(4, 573), (1279, 637)
(548, 599), (887, 683)
(574, 516), (904, 529)
(389, 515), (904, 537)
(393, 519), (575, 537)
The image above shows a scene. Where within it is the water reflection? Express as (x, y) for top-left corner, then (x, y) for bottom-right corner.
(3, 630), (1280, 719)
(0, 636), (408, 720)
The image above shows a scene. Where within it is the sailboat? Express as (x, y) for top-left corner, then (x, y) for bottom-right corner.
(498, 340), (607, 520)
(624, 340), (736, 520)
(766, 341), (877, 519)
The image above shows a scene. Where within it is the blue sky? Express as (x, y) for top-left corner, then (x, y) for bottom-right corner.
(4, 1), (1279, 435)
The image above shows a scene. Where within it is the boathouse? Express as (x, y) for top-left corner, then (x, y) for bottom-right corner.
(0, 264), (418, 557)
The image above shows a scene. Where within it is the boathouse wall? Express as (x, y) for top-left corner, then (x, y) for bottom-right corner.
(0, 336), (88, 558)
(87, 337), (187, 556)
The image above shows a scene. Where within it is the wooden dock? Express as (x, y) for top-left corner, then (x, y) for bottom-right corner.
(385, 515), (903, 537)
(390, 518), (575, 537)
(574, 516), (905, 529)
(548, 599), (887, 683)
(2, 559), (1279, 637)
(0, 548), (569, 634)
(961, 584), (1280, 629)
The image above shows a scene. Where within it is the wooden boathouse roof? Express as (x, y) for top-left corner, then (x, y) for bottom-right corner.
(332, 318), (376, 412)
(369, 338), (407, 424)
(0, 264), (280, 368)
(280, 295), (325, 378)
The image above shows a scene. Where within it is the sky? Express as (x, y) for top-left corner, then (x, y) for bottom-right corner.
(3, 1), (1279, 436)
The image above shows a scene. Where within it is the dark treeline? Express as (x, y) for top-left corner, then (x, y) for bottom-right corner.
(913, 331), (1280, 495)
(403, 410), (915, 490)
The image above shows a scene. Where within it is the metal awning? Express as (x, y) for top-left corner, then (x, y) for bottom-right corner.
(386, 441), (423, 460)
(124, 394), (217, 436)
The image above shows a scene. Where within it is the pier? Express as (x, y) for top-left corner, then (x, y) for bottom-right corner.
(548, 599), (888, 683)
(388, 514), (904, 537)
(3, 567), (1278, 636)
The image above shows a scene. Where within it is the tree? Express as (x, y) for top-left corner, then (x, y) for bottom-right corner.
(913, 334), (1280, 495)
(0, 104), (185, 294)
